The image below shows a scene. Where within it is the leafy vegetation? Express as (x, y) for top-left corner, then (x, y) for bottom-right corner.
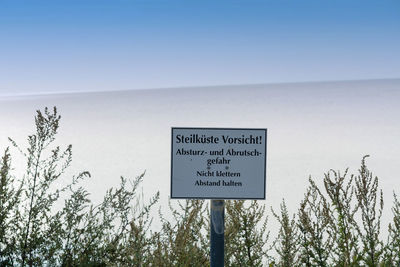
(1, 107), (399, 266)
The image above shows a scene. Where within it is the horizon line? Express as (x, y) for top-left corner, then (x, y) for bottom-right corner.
(1, 77), (399, 99)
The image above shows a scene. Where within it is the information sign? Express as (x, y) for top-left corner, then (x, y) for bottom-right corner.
(171, 127), (267, 199)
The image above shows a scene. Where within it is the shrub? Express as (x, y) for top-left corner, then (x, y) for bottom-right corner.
(272, 199), (298, 267)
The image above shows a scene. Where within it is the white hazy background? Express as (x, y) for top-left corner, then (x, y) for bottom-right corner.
(1, 79), (400, 238)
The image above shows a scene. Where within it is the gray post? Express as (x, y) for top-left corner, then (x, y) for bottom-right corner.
(210, 200), (225, 267)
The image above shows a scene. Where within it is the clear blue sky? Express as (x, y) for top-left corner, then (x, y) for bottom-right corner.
(1, 0), (399, 96)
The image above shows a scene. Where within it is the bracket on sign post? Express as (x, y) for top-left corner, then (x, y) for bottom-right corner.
(210, 200), (224, 267)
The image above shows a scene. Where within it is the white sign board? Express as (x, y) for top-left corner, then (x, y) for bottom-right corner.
(171, 128), (267, 199)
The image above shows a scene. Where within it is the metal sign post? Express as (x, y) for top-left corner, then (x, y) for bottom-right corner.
(210, 200), (225, 267)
